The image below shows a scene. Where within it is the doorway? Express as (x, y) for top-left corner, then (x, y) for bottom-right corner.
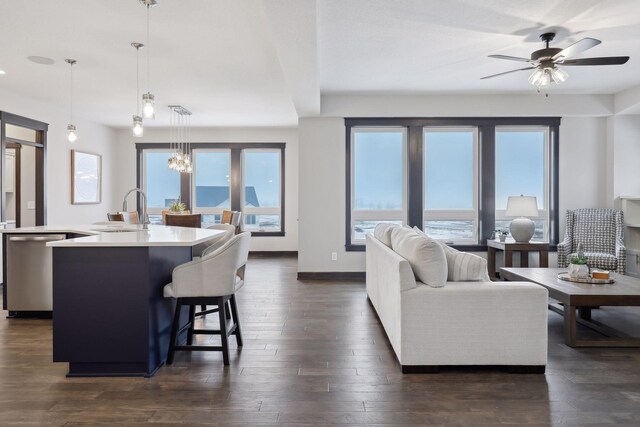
(0, 112), (48, 227)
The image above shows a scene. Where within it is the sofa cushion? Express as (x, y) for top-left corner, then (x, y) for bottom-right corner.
(412, 226), (491, 282)
(373, 223), (400, 247)
(391, 227), (447, 288)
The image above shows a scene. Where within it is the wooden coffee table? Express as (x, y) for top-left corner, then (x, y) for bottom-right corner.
(501, 267), (640, 348)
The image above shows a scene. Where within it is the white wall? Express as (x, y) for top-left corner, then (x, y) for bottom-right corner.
(298, 95), (619, 273)
(112, 126), (299, 252)
(0, 87), (118, 225)
(610, 115), (640, 199)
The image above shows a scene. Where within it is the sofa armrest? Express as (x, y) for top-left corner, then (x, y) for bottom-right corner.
(400, 282), (548, 366)
(366, 234), (416, 360)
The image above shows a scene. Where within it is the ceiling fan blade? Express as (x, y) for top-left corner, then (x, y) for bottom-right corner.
(488, 54), (532, 63)
(480, 67), (536, 80)
(552, 37), (601, 60)
(559, 56), (630, 66)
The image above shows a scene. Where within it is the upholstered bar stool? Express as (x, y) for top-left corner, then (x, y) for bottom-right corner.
(164, 232), (251, 365)
(192, 224), (237, 318)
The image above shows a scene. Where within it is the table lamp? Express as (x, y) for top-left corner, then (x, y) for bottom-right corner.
(505, 195), (538, 242)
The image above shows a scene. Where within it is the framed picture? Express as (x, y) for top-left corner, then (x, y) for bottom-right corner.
(71, 150), (102, 204)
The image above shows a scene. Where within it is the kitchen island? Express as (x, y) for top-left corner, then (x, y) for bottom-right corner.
(2, 224), (223, 377)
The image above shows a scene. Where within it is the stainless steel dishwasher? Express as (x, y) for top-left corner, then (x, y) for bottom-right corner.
(6, 234), (66, 311)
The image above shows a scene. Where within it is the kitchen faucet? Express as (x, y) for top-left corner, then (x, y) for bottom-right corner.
(122, 188), (150, 229)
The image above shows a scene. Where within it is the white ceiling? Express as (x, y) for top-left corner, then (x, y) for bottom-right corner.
(319, 0), (640, 94)
(0, 0), (639, 128)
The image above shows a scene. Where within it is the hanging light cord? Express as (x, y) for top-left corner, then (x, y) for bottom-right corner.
(146, 5), (151, 92)
(136, 46), (140, 115)
(69, 62), (74, 123)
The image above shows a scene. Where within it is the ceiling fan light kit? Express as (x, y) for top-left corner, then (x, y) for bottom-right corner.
(483, 32), (630, 91)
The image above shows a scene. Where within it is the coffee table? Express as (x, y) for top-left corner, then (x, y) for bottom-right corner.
(501, 267), (640, 348)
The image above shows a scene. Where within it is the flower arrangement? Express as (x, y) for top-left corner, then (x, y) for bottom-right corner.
(495, 229), (509, 242)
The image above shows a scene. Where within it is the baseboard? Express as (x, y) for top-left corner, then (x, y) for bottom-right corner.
(401, 365), (546, 374)
(297, 271), (365, 281)
(249, 251), (297, 257)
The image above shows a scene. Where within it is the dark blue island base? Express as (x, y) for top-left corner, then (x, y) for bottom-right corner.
(52, 246), (192, 377)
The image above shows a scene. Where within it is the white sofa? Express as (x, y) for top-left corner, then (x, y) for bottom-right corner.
(366, 234), (548, 373)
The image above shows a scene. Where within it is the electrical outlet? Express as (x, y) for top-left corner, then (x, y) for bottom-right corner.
(27, 201), (36, 210)
(331, 252), (338, 261)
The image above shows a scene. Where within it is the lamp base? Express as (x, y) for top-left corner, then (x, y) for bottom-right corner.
(509, 217), (535, 243)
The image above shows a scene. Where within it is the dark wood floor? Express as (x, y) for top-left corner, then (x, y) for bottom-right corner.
(1, 255), (640, 426)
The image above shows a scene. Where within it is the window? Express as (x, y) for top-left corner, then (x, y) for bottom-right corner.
(495, 127), (549, 241)
(192, 149), (231, 226)
(345, 118), (560, 250)
(424, 128), (478, 243)
(138, 143), (285, 236)
(142, 150), (181, 224)
(242, 149), (282, 232)
(349, 128), (407, 244)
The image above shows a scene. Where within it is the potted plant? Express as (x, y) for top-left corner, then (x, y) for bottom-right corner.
(568, 243), (589, 279)
(495, 229), (509, 242)
(169, 200), (186, 213)
(162, 199), (188, 224)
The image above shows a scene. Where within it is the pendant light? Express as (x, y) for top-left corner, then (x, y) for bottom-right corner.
(168, 105), (193, 174)
(65, 59), (78, 142)
(131, 42), (144, 137)
(140, 0), (157, 119)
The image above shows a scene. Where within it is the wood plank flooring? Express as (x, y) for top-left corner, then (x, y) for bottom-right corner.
(1, 254), (640, 425)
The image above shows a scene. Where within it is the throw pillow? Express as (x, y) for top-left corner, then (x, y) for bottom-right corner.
(391, 227), (447, 288)
(373, 222), (400, 247)
(412, 226), (491, 282)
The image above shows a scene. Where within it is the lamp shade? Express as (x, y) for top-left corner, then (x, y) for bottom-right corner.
(505, 196), (538, 217)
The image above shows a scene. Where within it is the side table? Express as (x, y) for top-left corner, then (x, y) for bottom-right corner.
(487, 239), (549, 280)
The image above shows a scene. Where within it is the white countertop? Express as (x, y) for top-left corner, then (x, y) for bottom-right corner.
(1, 224), (223, 247)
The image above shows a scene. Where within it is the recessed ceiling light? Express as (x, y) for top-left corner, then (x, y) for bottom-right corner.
(0, 70), (5, 75)
(27, 56), (55, 65)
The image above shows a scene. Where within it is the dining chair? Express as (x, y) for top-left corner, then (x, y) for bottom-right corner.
(221, 210), (233, 225)
(165, 213), (202, 228)
(164, 232), (251, 365)
(107, 213), (125, 222)
(162, 209), (191, 224)
(230, 211), (243, 234)
(121, 211), (140, 224)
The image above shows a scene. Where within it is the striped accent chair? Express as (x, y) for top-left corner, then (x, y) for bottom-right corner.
(557, 208), (626, 274)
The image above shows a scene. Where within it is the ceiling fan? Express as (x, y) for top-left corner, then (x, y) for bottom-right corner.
(481, 32), (630, 88)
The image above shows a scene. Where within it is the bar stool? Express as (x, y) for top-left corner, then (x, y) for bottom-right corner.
(192, 224), (236, 318)
(164, 232), (251, 365)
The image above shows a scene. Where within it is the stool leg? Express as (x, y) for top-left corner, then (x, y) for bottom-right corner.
(187, 305), (196, 345)
(167, 298), (182, 365)
(229, 294), (243, 347)
(218, 297), (230, 365)
(225, 301), (232, 320)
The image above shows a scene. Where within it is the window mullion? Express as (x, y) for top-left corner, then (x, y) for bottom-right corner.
(230, 149), (242, 212)
(408, 125), (423, 229)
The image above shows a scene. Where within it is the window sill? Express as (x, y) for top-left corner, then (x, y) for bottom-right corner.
(248, 231), (285, 237)
(346, 243), (557, 252)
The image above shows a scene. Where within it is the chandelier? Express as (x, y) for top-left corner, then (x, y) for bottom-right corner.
(168, 105), (193, 173)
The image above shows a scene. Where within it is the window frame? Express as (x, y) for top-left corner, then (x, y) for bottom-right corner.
(345, 117), (560, 252)
(137, 142), (285, 237)
(191, 148), (232, 220)
(423, 126), (479, 245)
(141, 148), (183, 215)
(494, 126), (550, 242)
(347, 126), (408, 248)
(241, 148), (284, 233)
